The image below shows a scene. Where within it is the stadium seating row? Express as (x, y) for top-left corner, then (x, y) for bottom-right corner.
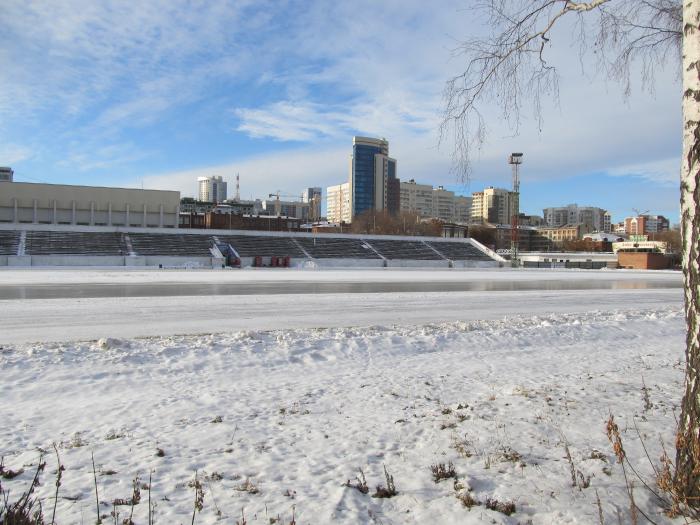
(0, 231), (20, 255)
(0, 230), (494, 261)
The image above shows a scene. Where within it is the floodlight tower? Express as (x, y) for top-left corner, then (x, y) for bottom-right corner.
(508, 153), (523, 266)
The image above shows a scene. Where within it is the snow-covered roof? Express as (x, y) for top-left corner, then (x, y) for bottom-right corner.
(583, 232), (626, 242)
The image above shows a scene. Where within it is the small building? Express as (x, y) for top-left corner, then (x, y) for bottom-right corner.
(535, 224), (593, 247)
(0, 167), (13, 182)
(617, 251), (671, 270)
(442, 223), (468, 238)
(614, 239), (670, 269)
(179, 212), (302, 232)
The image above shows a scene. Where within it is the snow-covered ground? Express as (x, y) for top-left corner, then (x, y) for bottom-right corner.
(0, 268), (687, 523)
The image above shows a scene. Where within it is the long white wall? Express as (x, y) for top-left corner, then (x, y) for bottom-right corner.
(0, 182), (180, 228)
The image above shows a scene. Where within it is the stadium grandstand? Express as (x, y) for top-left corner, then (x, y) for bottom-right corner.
(0, 224), (503, 268)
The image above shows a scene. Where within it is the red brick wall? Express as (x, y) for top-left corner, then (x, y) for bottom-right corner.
(618, 252), (669, 270)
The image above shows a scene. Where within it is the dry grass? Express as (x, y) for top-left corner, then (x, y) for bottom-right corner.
(0, 456), (46, 525)
(344, 468), (369, 494)
(234, 478), (260, 495)
(430, 462), (456, 483)
(371, 465), (398, 499)
(485, 497), (516, 516)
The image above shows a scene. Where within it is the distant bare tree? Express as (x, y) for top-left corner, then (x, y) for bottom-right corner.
(350, 210), (442, 236)
(466, 224), (497, 247)
(441, 0), (699, 513)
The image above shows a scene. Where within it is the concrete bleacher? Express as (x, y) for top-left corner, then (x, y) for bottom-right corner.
(428, 241), (494, 261)
(218, 235), (307, 258)
(296, 236), (381, 259)
(25, 231), (126, 255)
(0, 225), (503, 267)
(129, 233), (214, 256)
(367, 239), (440, 260)
(0, 231), (20, 255)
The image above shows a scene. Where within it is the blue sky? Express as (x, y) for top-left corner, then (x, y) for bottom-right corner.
(0, 1), (682, 224)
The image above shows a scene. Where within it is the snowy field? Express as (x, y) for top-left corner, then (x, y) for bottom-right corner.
(0, 268), (687, 524)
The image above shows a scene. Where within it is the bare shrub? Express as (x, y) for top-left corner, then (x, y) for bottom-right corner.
(430, 462), (456, 483)
(343, 468), (369, 494)
(485, 497), (516, 516)
(456, 491), (479, 509)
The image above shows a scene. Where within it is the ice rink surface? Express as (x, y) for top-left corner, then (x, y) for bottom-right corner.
(0, 267), (683, 344)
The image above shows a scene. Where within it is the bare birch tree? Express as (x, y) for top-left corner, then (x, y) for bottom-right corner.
(442, 0), (699, 511)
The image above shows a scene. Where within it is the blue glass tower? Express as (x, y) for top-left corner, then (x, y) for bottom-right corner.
(351, 137), (386, 217)
(350, 136), (401, 220)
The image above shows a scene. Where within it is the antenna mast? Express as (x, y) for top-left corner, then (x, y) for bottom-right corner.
(235, 173), (241, 201)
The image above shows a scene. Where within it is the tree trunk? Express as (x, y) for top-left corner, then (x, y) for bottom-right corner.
(675, 0), (700, 506)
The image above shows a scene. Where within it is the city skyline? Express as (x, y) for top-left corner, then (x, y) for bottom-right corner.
(1, 1), (681, 222)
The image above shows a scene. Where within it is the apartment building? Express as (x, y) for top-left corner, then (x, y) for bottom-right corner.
(326, 182), (351, 223)
(471, 187), (517, 225)
(543, 204), (610, 232)
(198, 175), (227, 204)
(624, 215), (670, 235)
(399, 179), (472, 223)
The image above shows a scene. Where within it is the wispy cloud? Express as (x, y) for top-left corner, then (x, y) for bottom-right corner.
(235, 102), (348, 142)
(0, 144), (32, 165)
(0, 0), (262, 130)
(607, 157), (680, 186)
(57, 142), (153, 172)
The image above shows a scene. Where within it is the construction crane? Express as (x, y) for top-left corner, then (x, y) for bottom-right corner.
(268, 191), (304, 216)
(633, 208), (650, 217)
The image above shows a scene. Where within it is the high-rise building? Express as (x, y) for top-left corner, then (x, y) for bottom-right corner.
(454, 196), (472, 223)
(543, 204), (609, 231)
(471, 187), (517, 225)
(198, 175), (227, 203)
(0, 167), (13, 182)
(399, 179), (472, 222)
(326, 182), (351, 224)
(304, 187), (322, 221)
(349, 136), (399, 219)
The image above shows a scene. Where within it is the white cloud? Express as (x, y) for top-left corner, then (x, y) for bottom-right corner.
(235, 102), (347, 142)
(140, 146), (350, 200)
(608, 157), (680, 186)
(58, 142), (152, 172)
(0, 144), (32, 165)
